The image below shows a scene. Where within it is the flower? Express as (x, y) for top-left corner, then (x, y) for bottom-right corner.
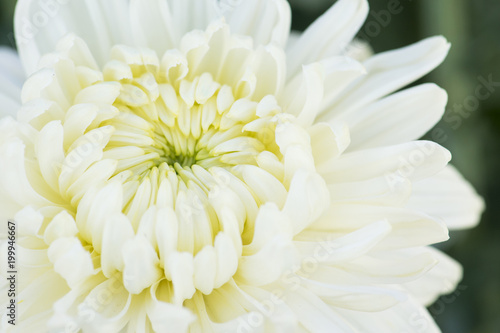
(0, 0), (484, 332)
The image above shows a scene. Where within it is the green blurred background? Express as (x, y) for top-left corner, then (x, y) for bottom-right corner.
(1, 0), (499, 332)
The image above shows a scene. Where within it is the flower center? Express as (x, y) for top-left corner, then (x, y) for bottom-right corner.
(106, 73), (268, 178)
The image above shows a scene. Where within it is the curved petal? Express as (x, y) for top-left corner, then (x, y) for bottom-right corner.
(15, 0), (134, 74)
(286, 0), (368, 79)
(223, 0), (291, 48)
(283, 286), (356, 333)
(336, 297), (441, 332)
(130, 0), (221, 55)
(345, 83), (448, 151)
(283, 56), (366, 127)
(319, 141), (451, 184)
(402, 247), (463, 306)
(0, 47), (24, 118)
(318, 36), (450, 123)
(0, 47), (25, 87)
(406, 165), (485, 230)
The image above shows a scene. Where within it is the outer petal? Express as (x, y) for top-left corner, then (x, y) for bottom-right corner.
(130, 0), (221, 55)
(0, 47), (24, 117)
(283, 56), (366, 128)
(15, 0), (133, 74)
(406, 165), (485, 230)
(345, 83), (448, 151)
(318, 36), (451, 122)
(319, 141), (451, 184)
(223, 0), (291, 48)
(402, 247), (463, 306)
(336, 297), (441, 332)
(286, 0), (368, 78)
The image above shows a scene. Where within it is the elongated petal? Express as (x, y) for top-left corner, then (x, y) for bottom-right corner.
(286, 0), (368, 78)
(407, 165), (485, 230)
(336, 297), (441, 332)
(345, 84), (448, 151)
(15, 0), (134, 74)
(0, 47), (24, 117)
(403, 247), (462, 306)
(320, 141), (451, 184)
(223, 0), (291, 48)
(48, 237), (95, 288)
(130, 0), (220, 55)
(319, 36), (450, 122)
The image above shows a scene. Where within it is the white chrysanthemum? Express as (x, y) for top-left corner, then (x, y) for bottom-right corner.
(0, 0), (484, 332)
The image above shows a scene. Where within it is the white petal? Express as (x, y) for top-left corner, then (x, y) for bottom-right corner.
(74, 82), (121, 105)
(44, 210), (78, 244)
(0, 47), (23, 118)
(300, 277), (407, 312)
(236, 234), (295, 286)
(342, 38), (373, 62)
(0, 136), (51, 208)
(223, 0), (291, 48)
(79, 182), (123, 252)
(283, 56), (365, 127)
(147, 289), (195, 333)
(214, 232), (239, 289)
(131, 0), (220, 55)
(320, 36), (450, 121)
(403, 247), (462, 306)
(58, 126), (114, 195)
(407, 165), (485, 230)
(129, 0), (178, 55)
(0, 92), (21, 119)
(35, 120), (65, 192)
(167, 251), (196, 305)
(345, 84), (448, 151)
(284, 286), (356, 333)
(286, 0), (368, 78)
(320, 141), (451, 184)
(336, 297), (441, 332)
(312, 205), (449, 249)
(48, 237), (94, 288)
(285, 30), (301, 50)
(244, 203), (293, 253)
(328, 173), (412, 207)
(101, 213), (134, 277)
(17, 99), (65, 130)
(66, 159), (118, 206)
(0, 47), (25, 86)
(283, 62), (324, 127)
(193, 245), (217, 295)
(14, 206), (43, 237)
(309, 121), (350, 167)
(256, 45), (288, 100)
(78, 278), (132, 333)
(296, 220), (392, 264)
(17, 269), (70, 326)
(282, 170), (330, 235)
(122, 235), (163, 295)
(334, 248), (438, 284)
(15, 0), (134, 74)
(234, 165), (288, 208)
(155, 207), (179, 279)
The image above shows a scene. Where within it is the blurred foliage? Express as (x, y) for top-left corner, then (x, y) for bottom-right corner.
(0, 0), (499, 332)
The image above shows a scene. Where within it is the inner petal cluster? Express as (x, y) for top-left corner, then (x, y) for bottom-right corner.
(14, 23), (321, 312)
